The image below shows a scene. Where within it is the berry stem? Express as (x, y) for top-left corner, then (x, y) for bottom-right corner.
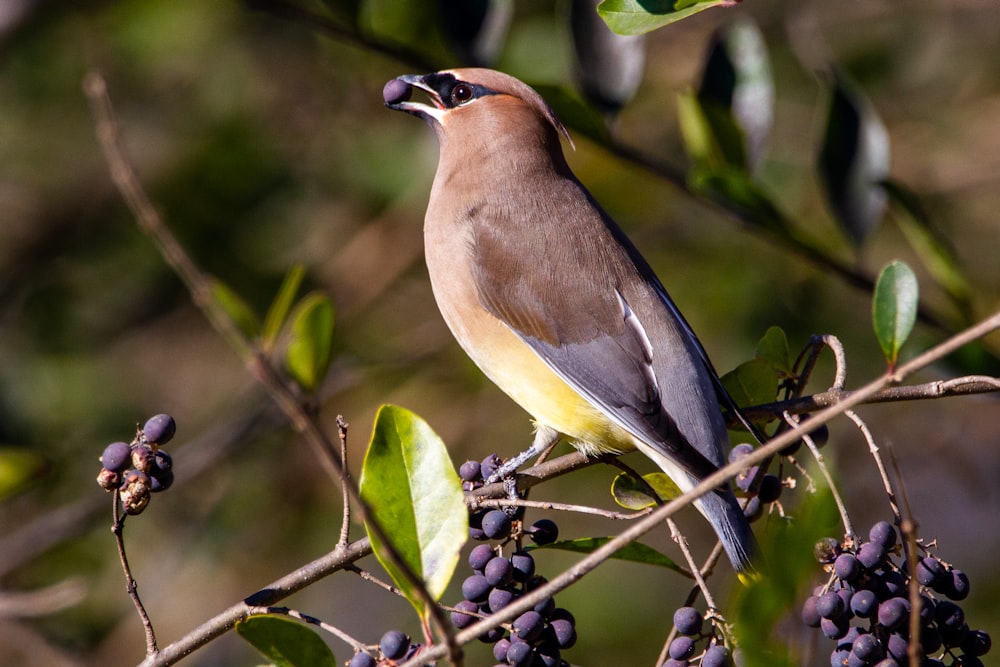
(844, 409), (901, 523)
(337, 415), (352, 548)
(111, 495), (158, 656)
(784, 411), (855, 540)
(667, 518), (717, 610)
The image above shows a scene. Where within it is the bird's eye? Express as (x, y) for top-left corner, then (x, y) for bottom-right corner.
(451, 83), (474, 105)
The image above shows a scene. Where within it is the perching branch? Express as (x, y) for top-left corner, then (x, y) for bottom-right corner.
(734, 374), (1000, 425)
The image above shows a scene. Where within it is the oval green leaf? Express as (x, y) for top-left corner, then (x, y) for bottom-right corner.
(359, 405), (467, 618)
(598, 0), (735, 36)
(611, 471), (682, 510)
(285, 293), (335, 392)
(236, 616), (336, 667)
(262, 264), (306, 349)
(720, 358), (778, 410)
(872, 260), (919, 368)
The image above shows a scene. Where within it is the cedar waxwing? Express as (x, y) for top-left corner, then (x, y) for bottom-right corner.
(383, 68), (758, 575)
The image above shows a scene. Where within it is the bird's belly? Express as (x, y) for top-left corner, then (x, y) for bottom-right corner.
(440, 296), (635, 457)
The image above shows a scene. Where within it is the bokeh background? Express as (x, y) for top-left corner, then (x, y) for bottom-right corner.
(0, 0), (998, 665)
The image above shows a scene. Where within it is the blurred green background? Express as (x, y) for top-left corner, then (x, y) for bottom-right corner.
(0, 0), (998, 665)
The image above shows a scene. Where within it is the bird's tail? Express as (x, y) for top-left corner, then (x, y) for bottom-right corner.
(695, 489), (759, 579)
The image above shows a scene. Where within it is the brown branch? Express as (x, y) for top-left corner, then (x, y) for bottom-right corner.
(112, 499), (157, 656)
(734, 374), (1000, 424)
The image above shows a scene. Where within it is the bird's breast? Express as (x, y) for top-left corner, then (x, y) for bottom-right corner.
(423, 212), (635, 456)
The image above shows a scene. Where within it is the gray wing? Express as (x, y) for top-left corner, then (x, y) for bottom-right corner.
(466, 187), (725, 482)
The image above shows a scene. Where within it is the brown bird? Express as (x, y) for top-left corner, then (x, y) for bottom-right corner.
(384, 68), (757, 575)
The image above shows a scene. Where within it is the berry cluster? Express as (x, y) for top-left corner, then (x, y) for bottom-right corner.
(803, 521), (991, 667)
(347, 629), (424, 666)
(96, 414), (176, 515)
(661, 607), (734, 667)
(453, 456), (577, 667)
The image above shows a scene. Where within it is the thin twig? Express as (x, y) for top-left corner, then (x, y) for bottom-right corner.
(785, 411), (855, 540)
(666, 518), (716, 610)
(112, 498), (157, 656)
(345, 565), (405, 598)
(844, 410), (901, 522)
(259, 605), (367, 652)
(337, 415), (352, 548)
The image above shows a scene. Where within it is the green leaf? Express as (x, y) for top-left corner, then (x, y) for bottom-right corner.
(872, 260), (919, 368)
(720, 358), (779, 411)
(285, 293), (335, 392)
(882, 180), (973, 321)
(755, 326), (792, 376)
(262, 264), (306, 349)
(210, 279), (260, 340)
(598, 0), (735, 36)
(360, 405), (467, 618)
(698, 18), (773, 170)
(530, 537), (683, 573)
(0, 448), (48, 501)
(236, 616), (336, 667)
(611, 471), (682, 510)
(818, 72), (890, 246)
(731, 489), (838, 667)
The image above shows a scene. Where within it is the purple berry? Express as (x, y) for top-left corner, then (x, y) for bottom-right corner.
(673, 606), (703, 635)
(101, 441), (132, 472)
(379, 629), (408, 660)
(450, 599), (479, 629)
(481, 509), (511, 540)
(528, 518), (559, 545)
(484, 556), (513, 586)
(461, 574), (490, 602)
(383, 78), (412, 105)
(469, 543), (494, 571)
(142, 414), (176, 445)
(459, 460), (481, 482)
(669, 636), (696, 660)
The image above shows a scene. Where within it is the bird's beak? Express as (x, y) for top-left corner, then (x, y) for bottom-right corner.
(383, 74), (447, 124)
